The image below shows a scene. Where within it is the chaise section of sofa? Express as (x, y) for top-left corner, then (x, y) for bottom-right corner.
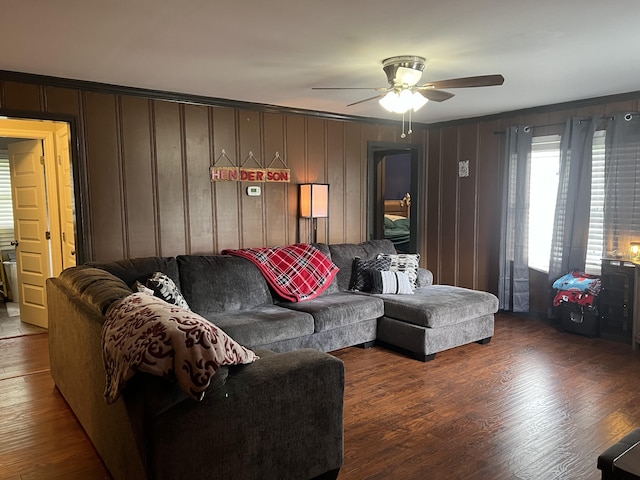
(323, 239), (499, 361)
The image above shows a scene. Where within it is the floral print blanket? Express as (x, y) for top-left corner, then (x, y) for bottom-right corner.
(102, 292), (258, 403)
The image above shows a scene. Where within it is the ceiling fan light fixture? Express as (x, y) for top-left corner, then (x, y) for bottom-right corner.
(395, 66), (423, 87)
(397, 88), (416, 113)
(382, 55), (426, 87)
(412, 91), (428, 112)
(379, 91), (400, 113)
(378, 89), (428, 114)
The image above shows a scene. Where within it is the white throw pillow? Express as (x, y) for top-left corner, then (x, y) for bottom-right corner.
(369, 270), (414, 294)
(378, 253), (420, 288)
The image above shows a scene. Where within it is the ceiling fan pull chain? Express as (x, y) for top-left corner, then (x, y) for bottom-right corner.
(408, 109), (413, 135)
(401, 112), (407, 139)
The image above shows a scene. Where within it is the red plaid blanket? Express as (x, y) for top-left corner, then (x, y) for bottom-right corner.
(222, 244), (339, 302)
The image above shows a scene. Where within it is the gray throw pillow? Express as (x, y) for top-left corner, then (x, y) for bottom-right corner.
(349, 256), (391, 292)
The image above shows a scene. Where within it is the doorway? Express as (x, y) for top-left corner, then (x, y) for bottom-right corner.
(0, 118), (77, 328)
(367, 141), (423, 254)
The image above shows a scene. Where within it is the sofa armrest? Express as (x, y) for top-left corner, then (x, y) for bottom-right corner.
(417, 267), (433, 287)
(145, 348), (344, 480)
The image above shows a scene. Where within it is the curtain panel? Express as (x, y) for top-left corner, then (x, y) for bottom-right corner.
(604, 113), (640, 255)
(547, 117), (598, 284)
(498, 126), (532, 312)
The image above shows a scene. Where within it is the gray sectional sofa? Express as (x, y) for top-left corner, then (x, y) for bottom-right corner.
(321, 240), (498, 361)
(46, 239), (498, 480)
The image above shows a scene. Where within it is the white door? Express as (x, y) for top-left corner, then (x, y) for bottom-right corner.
(55, 126), (76, 270)
(8, 140), (51, 328)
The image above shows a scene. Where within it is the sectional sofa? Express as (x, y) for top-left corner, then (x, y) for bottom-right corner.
(46, 239), (498, 480)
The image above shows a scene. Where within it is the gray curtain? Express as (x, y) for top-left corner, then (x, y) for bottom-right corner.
(498, 125), (532, 312)
(547, 116), (598, 284)
(604, 113), (640, 255)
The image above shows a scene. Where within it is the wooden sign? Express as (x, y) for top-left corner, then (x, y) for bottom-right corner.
(210, 167), (290, 183)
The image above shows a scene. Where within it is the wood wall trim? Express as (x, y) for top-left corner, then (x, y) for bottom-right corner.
(426, 89), (640, 130)
(0, 69), (402, 127)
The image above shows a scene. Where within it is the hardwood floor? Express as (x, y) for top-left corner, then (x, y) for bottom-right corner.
(0, 302), (47, 340)
(1, 313), (640, 479)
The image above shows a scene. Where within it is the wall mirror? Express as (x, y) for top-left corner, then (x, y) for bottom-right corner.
(367, 141), (423, 254)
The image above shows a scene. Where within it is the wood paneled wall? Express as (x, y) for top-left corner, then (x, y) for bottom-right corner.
(2, 72), (638, 298)
(0, 77), (438, 269)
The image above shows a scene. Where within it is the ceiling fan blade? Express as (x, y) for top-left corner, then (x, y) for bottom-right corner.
(420, 74), (505, 90)
(418, 89), (455, 102)
(347, 93), (385, 107)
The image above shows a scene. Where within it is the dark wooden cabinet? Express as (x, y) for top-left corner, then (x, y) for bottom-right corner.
(600, 258), (635, 344)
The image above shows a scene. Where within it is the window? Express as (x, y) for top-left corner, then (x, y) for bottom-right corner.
(527, 132), (605, 274)
(585, 131), (605, 274)
(528, 135), (561, 272)
(0, 152), (14, 252)
(602, 118), (640, 255)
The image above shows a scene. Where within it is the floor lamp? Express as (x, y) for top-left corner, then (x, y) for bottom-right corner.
(299, 183), (329, 243)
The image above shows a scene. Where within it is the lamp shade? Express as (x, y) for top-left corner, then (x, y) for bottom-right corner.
(299, 183), (329, 218)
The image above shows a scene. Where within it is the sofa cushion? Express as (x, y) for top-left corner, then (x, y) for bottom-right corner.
(88, 256), (180, 290)
(206, 305), (315, 348)
(279, 292), (384, 333)
(328, 240), (397, 291)
(177, 255), (273, 316)
(379, 285), (499, 328)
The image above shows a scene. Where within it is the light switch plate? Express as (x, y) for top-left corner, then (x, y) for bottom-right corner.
(458, 160), (469, 178)
(247, 186), (261, 196)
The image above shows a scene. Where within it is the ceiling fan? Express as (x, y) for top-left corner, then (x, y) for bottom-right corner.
(312, 55), (504, 136)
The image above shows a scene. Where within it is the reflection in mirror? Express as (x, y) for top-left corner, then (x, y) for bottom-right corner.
(382, 153), (412, 252)
(367, 142), (422, 255)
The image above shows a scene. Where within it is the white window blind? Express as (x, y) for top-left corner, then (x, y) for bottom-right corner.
(528, 135), (561, 272)
(0, 152), (15, 253)
(585, 131), (605, 274)
(604, 118), (640, 255)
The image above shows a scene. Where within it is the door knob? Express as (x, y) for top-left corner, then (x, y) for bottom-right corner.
(71, 250), (76, 256)
(10, 241), (18, 247)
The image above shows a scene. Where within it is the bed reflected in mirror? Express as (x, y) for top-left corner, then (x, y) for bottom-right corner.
(384, 192), (411, 253)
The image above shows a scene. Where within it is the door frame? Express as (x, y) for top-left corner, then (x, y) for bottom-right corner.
(367, 141), (424, 254)
(0, 114), (87, 266)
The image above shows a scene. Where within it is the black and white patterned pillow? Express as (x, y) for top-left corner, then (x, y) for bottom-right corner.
(369, 269), (414, 295)
(136, 272), (191, 310)
(349, 256), (391, 292)
(378, 253), (420, 288)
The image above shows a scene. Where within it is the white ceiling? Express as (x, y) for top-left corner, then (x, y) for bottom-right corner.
(3, 1), (640, 125)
